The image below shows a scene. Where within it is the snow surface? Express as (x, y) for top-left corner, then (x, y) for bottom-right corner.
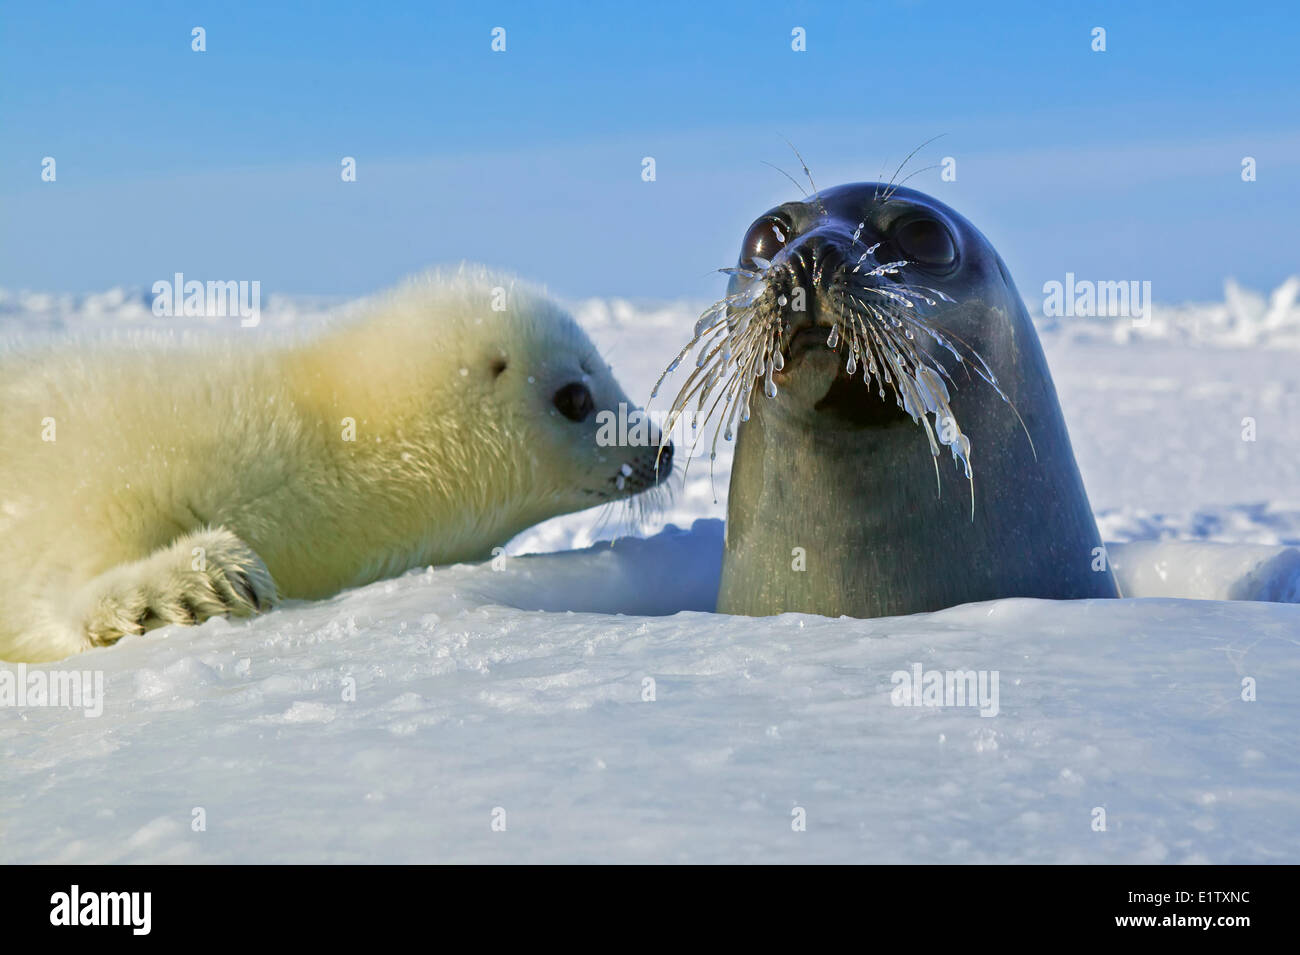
(2, 278), (1299, 863)
(1109, 541), (1300, 603)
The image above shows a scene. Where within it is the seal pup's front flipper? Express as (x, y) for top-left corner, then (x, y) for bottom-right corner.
(70, 527), (278, 648)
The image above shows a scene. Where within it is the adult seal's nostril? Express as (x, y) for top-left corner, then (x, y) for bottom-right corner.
(671, 182), (1118, 619)
(807, 237), (844, 285)
(772, 232), (843, 285)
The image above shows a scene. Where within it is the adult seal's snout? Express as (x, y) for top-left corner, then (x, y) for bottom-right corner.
(710, 182), (1117, 618)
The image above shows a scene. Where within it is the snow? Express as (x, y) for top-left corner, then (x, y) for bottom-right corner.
(1109, 541), (1300, 603)
(2, 277), (1299, 863)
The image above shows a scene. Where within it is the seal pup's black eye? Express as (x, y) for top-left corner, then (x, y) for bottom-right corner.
(740, 216), (790, 269)
(894, 218), (956, 268)
(490, 357), (508, 378)
(553, 382), (595, 422)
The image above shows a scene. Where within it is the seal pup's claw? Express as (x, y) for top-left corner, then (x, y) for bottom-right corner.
(73, 527), (279, 647)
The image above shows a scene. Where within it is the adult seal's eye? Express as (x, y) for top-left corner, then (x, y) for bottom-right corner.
(895, 218), (956, 268)
(553, 382), (595, 422)
(740, 216), (790, 268)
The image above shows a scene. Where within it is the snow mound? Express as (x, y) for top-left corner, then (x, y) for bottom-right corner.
(3, 277), (1300, 863)
(5, 276), (1298, 348)
(1033, 277), (1300, 348)
(1109, 541), (1300, 603)
(0, 286), (344, 336)
(1096, 504), (1300, 549)
(3, 523), (1299, 864)
(408, 520), (721, 616)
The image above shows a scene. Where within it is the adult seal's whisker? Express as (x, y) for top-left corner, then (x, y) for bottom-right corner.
(650, 180), (1116, 620)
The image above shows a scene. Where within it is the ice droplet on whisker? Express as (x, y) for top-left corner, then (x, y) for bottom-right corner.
(764, 360), (777, 398)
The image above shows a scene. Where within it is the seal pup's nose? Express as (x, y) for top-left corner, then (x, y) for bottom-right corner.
(653, 440), (674, 483)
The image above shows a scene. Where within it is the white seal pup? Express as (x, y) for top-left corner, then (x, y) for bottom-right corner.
(0, 266), (671, 662)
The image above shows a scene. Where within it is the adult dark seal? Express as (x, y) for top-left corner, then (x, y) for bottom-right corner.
(655, 182), (1117, 617)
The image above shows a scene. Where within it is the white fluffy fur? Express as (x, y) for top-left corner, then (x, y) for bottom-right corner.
(0, 266), (662, 662)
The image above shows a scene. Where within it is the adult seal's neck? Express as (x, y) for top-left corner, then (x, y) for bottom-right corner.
(717, 333), (1116, 618)
(705, 180), (1117, 618)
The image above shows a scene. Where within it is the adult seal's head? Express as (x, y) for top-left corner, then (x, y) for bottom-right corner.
(657, 182), (1117, 617)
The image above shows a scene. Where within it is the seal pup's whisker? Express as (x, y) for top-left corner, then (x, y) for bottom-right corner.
(599, 475), (675, 544)
(1, 266), (672, 661)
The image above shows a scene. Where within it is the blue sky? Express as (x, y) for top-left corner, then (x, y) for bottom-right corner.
(2, 0), (1296, 302)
